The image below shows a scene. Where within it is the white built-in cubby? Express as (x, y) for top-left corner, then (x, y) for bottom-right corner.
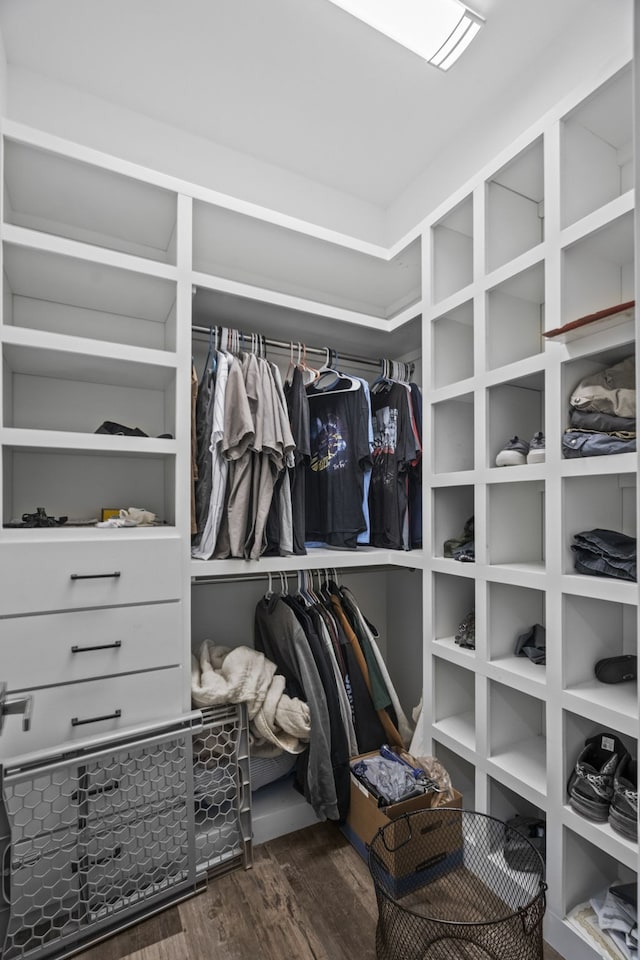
(487, 371), (545, 469)
(486, 581), (546, 688)
(485, 261), (545, 371)
(432, 194), (473, 305)
(431, 299), (474, 388)
(423, 56), (637, 960)
(486, 136), (544, 274)
(561, 65), (633, 229)
(432, 658), (475, 755)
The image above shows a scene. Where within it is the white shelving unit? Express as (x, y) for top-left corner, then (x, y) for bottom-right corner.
(424, 58), (637, 960)
(0, 46), (635, 960)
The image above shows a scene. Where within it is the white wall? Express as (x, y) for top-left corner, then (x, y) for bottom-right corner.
(0, 28), (7, 117)
(386, 4), (633, 241)
(6, 65), (387, 246)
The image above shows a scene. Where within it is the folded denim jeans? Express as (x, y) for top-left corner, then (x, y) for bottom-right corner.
(563, 431), (636, 458)
(572, 528), (637, 581)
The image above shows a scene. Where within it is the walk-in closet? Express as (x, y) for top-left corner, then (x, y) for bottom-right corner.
(0, 2), (636, 959)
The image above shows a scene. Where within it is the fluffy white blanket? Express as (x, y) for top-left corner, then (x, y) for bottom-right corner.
(191, 640), (311, 757)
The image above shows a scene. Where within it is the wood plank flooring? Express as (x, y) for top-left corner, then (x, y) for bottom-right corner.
(74, 822), (565, 960)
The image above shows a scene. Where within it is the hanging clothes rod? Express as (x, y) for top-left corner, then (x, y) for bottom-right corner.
(190, 565), (417, 586)
(191, 324), (409, 373)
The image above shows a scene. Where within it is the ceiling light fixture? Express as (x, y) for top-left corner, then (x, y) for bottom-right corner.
(326, 0), (484, 70)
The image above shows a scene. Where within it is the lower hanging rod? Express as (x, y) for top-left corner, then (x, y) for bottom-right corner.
(190, 564), (416, 586)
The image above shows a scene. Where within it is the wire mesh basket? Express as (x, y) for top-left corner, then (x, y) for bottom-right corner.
(368, 809), (547, 960)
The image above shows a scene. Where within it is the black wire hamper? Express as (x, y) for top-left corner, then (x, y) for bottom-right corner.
(368, 809), (547, 960)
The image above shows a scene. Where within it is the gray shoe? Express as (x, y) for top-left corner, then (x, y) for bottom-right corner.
(496, 436), (529, 466)
(527, 431), (545, 463)
(568, 733), (628, 823)
(609, 755), (638, 841)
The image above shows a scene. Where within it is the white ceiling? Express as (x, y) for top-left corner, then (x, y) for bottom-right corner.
(0, 0), (632, 211)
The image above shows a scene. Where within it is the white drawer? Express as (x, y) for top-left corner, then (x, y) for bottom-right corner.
(0, 537), (182, 616)
(2, 602), (182, 690)
(0, 667), (183, 759)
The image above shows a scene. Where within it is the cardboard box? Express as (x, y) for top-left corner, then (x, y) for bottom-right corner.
(345, 754), (463, 881)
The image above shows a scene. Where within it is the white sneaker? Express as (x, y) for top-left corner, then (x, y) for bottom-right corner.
(527, 432), (545, 464)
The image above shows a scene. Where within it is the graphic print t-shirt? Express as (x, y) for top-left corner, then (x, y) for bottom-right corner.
(369, 382), (420, 550)
(305, 383), (371, 549)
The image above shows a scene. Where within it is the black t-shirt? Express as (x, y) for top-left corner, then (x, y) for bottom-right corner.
(305, 382), (371, 549)
(369, 381), (419, 550)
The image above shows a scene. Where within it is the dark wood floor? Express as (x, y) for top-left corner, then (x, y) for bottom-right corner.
(74, 822), (565, 960)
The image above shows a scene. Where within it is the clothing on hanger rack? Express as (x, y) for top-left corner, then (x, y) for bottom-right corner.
(191, 322), (421, 556)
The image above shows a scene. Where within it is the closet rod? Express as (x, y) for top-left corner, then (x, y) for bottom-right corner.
(190, 565), (417, 586)
(191, 324), (404, 372)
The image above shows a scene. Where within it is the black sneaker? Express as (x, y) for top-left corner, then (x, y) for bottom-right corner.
(609, 754), (638, 841)
(567, 732), (628, 822)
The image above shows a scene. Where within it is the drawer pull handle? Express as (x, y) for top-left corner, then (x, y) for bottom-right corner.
(71, 641), (122, 653)
(72, 709), (121, 727)
(70, 571), (121, 580)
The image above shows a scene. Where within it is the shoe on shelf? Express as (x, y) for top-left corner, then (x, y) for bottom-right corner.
(567, 732), (629, 823)
(495, 436), (529, 466)
(608, 754), (638, 841)
(527, 432), (545, 464)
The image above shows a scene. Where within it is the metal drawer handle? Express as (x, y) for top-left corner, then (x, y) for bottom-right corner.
(71, 641), (122, 653)
(70, 571), (121, 580)
(72, 709), (122, 727)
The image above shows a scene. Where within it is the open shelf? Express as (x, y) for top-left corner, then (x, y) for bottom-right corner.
(431, 300), (473, 388)
(487, 582), (545, 684)
(486, 137), (544, 273)
(2, 342), (176, 437)
(561, 65), (633, 229)
(563, 829), (636, 951)
(2, 446), (176, 527)
(3, 140), (178, 263)
(432, 394), (474, 474)
(432, 659), (475, 751)
(562, 210), (634, 325)
(2, 243), (178, 351)
(564, 711), (636, 819)
(562, 473), (636, 575)
(192, 203), (421, 319)
(432, 572), (476, 658)
(486, 261), (545, 370)
(487, 481), (545, 567)
(432, 195), (473, 304)
(488, 682), (546, 796)
(563, 594), (637, 730)
(487, 370), (545, 469)
(432, 485), (474, 561)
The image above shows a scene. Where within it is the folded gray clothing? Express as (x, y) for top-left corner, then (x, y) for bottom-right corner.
(563, 431), (636, 458)
(569, 408), (636, 434)
(514, 623), (546, 665)
(570, 355), (635, 417)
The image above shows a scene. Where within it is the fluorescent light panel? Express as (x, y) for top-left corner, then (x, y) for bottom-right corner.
(326, 0), (484, 70)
